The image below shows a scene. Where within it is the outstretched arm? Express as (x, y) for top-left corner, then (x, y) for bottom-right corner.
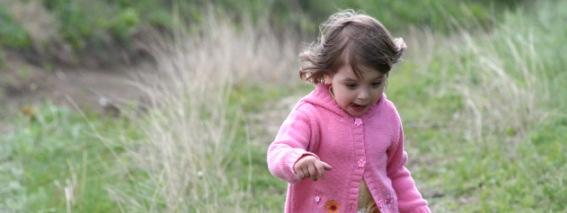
(387, 123), (430, 213)
(267, 105), (320, 183)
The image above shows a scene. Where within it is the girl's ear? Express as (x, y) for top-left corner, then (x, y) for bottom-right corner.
(323, 74), (332, 85)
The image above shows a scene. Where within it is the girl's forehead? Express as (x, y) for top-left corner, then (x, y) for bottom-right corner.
(336, 64), (384, 80)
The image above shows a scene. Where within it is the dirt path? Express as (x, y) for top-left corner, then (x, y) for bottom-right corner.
(0, 55), (153, 132)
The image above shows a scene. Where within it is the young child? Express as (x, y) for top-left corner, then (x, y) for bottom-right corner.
(267, 10), (430, 213)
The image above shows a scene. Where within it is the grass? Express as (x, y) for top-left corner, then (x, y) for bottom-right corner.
(387, 0), (567, 211)
(101, 14), (301, 212)
(0, 104), (139, 212)
(0, 5), (31, 48)
(1, 0), (566, 212)
(0, 0), (526, 51)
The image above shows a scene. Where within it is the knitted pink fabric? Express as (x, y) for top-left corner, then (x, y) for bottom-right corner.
(267, 84), (430, 213)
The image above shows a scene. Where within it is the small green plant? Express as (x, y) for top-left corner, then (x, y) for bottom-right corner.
(108, 8), (139, 41)
(0, 48), (5, 67)
(0, 6), (31, 48)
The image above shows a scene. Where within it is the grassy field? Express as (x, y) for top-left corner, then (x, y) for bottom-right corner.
(1, 0), (566, 212)
(0, 0), (526, 67)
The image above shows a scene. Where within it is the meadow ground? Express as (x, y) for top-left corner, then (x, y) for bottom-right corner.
(1, 0), (566, 212)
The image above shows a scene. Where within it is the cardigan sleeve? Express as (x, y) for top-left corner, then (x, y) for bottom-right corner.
(267, 104), (318, 183)
(387, 122), (431, 213)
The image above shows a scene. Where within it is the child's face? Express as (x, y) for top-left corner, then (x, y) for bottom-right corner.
(325, 64), (386, 117)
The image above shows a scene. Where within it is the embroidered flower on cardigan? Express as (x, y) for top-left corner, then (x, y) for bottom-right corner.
(324, 200), (339, 212)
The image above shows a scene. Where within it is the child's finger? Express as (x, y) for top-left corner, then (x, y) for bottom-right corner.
(296, 168), (305, 179)
(321, 161), (333, 171)
(303, 167), (311, 179)
(307, 164), (318, 180)
(302, 167), (309, 179)
(295, 171), (302, 179)
(315, 163), (325, 179)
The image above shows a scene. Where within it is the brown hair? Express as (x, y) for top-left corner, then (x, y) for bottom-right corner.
(299, 10), (406, 83)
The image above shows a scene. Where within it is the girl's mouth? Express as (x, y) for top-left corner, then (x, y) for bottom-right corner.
(350, 103), (367, 113)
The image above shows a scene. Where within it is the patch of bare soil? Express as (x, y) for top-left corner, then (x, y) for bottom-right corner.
(0, 53), (152, 120)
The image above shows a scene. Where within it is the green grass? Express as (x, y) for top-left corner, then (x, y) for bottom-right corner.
(43, 0), (172, 48)
(386, 0), (567, 211)
(0, 0), (531, 66)
(1, 0), (566, 212)
(225, 83), (314, 210)
(288, 0), (526, 34)
(0, 104), (140, 212)
(0, 6), (31, 48)
(0, 0), (525, 51)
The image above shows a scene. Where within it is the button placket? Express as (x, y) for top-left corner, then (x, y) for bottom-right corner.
(352, 118), (365, 213)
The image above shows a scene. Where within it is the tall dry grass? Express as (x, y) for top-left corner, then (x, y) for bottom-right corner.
(450, 29), (549, 146)
(111, 14), (298, 212)
(404, 16), (550, 147)
(398, 4), (561, 211)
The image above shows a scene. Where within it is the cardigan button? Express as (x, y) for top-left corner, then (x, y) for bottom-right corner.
(314, 195), (321, 203)
(354, 118), (363, 126)
(357, 159), (365, 167)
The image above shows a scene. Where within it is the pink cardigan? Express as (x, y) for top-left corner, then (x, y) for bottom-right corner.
(267, 84), (430, 213)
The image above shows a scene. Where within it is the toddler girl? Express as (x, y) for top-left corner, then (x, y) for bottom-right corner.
(267, 10), (430, 213)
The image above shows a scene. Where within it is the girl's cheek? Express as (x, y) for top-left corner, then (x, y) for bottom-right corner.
(337, 97), (350, 107)
(373, 91), (381, 99)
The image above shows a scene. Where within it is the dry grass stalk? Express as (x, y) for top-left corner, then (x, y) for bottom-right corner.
(117, 13), (298, 212)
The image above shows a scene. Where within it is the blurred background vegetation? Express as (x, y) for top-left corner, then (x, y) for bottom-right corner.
(1, 0), (565, 212)
(0, 0), (528, 66)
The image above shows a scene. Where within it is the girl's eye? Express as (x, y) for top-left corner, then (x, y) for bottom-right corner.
(345, 83), (357, 89)
(371, 81), (382, 87)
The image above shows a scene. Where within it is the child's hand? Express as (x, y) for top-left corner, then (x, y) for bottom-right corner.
(293, 155), (333, 181)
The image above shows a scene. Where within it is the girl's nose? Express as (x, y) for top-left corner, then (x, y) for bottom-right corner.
(357, 88), (369, 100)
